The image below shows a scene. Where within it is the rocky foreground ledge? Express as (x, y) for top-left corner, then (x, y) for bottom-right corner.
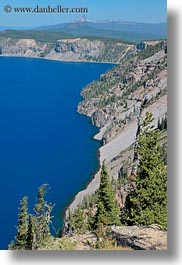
(111, 224), (167, 250)
(39, 224), (167, 250)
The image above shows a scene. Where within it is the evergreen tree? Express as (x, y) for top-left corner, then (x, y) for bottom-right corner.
(26, 214), (35, 250)
(93, 163), (120, 230)
(34, 184), (48, 215)
(122, 112), (167, 228)
(34, 184), (54, 248)
(9, 184), (54, 250)
(87, 209), (95, 231)
(68, 206), (88, 234)
(15, 196), (29, 249)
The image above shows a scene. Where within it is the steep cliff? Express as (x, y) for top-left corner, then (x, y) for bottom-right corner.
(0, 37), (49, 58)
(45, 38), (104, 62)
(66, 40), (167, 214)
(0, 36), (133, 63)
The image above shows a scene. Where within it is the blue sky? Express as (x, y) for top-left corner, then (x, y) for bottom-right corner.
(0, 0), (167, 27)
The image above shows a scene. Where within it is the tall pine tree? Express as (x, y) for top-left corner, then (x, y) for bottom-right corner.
(122, 112), (167, 228)
(93, 163), (120, 230)
(34, 184), (54, 248)
(9, 184), (54, 250)
(15, 196), (29, 249)
(26, 214), (35, 250)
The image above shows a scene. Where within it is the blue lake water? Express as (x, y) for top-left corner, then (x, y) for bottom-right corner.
(0, 57), (113, 249)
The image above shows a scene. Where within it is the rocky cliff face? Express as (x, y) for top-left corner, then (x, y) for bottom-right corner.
(66, 41), (167, 214)
(91, 109), (109, 128)
(55, 38), (103, 56)
(111, 225), (167, 250)
(0, 38), (47, 57)
(45, 38), (104, 62)
(0, 37), (131, 63)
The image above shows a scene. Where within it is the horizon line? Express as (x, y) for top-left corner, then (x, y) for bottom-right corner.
(0, 19), (167, 29)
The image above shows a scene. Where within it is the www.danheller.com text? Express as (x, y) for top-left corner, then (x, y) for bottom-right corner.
(4, 4), (89, 14)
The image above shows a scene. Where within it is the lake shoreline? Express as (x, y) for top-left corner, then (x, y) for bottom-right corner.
(0, 56), (114, 248)
(0, 54), (118, 65)
(1, 54), (114, 222)
(0, 54), (115, 237)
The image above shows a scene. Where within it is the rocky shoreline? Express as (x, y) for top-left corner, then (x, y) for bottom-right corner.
(64, 120), (136, 215)
(64, 95), (167, 217)
(64, 42), (167, 219)
(0, 37), (133, 64)
(0, 54), (118, 66)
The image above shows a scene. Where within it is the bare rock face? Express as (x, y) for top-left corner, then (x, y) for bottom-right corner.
(73, 232), (98, 250)
(91, 109), (108, 128)
(0, 37), (104, 61)
(111, 225), (167, 250)
(55, 38), (103, 58)
(0, 38), (46, 57)
(0, 36), (130, 63)
(65, 42), (167, 219)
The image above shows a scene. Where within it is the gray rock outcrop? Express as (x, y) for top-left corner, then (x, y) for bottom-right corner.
(54, 38), (103, 56)
(0, 38), (47, 57)
(111, 225), (167, 250)
(91, 110), (108, 128)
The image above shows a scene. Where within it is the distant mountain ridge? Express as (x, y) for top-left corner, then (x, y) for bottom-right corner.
(36, 20), (167, 43)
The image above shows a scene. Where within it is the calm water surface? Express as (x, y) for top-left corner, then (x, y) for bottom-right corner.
(0, 57), (113, 249)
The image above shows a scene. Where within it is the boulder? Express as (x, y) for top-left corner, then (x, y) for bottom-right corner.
(111, 224), (167, 250)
